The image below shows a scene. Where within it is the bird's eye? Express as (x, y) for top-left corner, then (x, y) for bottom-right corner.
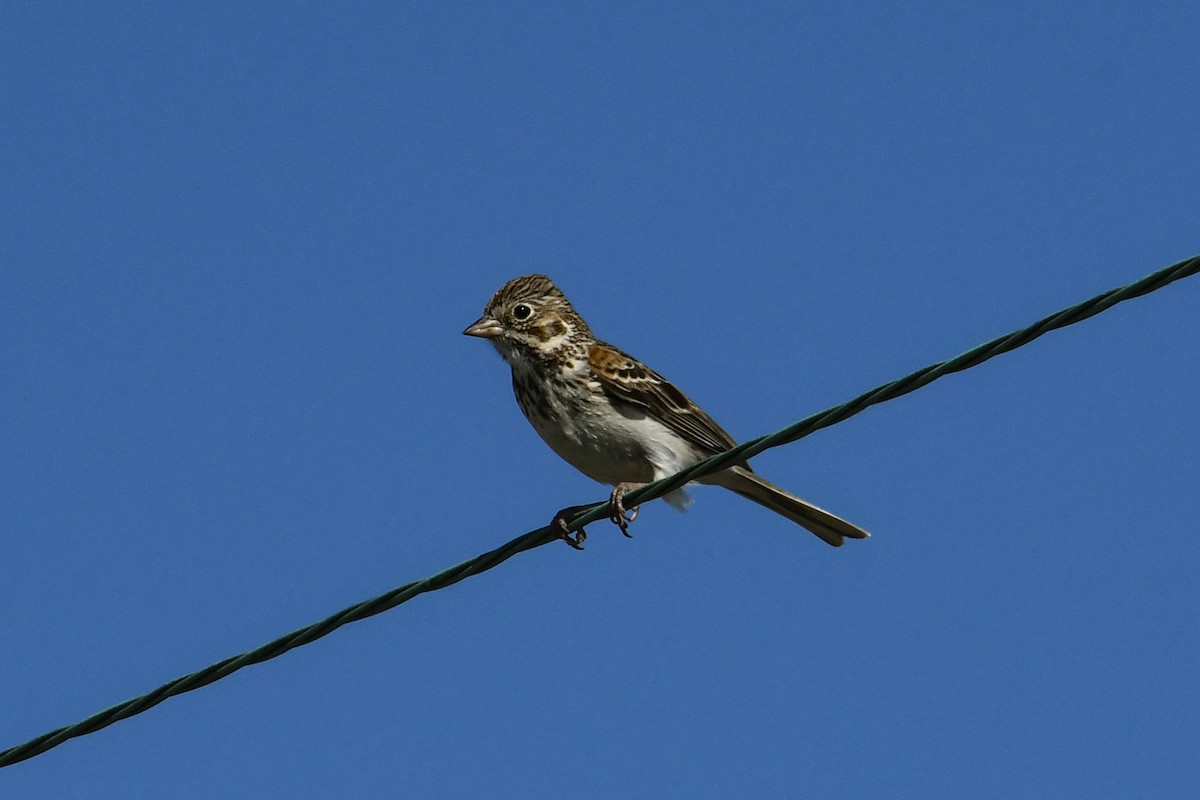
(512, 303), (533, 321)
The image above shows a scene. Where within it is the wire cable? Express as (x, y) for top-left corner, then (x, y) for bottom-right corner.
(2, 252), (1197, 768)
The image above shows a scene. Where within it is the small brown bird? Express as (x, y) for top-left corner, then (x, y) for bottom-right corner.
(464, 274), (869, 549)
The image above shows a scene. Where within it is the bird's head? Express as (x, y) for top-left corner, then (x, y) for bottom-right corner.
(464, 274), (591, 363)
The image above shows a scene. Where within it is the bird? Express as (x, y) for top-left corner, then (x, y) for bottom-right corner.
(464, 274), (869, 549)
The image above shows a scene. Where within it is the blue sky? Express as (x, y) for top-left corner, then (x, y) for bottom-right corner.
(3, 2), (1198, 797)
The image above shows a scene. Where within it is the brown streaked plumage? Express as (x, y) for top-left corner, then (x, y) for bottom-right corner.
(464, 274), (869, 548)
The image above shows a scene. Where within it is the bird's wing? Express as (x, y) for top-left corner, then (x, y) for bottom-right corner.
(587, 342), (746, 462)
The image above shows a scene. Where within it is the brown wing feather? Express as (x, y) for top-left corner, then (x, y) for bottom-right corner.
(587, 343), (747, 463)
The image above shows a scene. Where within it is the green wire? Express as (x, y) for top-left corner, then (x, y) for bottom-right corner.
(2, 253), (1197, 769)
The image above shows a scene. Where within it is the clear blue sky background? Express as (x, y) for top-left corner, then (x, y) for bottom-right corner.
(3, 2), (1198, 797)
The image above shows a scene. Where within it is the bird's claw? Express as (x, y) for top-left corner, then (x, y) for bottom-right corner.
(552, 486), (640, 548)
(609, 483), (640, 538)
(551, 506), (589, 550)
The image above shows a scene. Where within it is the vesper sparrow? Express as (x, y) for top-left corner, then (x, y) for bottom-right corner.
(465, 274), (869, 550)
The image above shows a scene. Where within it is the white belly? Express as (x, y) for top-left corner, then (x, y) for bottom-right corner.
(512, 362), (702, 489)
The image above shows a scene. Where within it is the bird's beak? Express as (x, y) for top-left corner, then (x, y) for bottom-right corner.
(463, 316), (504, 339)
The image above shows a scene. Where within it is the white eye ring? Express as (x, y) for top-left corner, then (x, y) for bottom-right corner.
(512, 303), (533, 321)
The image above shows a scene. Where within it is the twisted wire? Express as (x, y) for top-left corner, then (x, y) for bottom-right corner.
(2, 252), (1196, 768)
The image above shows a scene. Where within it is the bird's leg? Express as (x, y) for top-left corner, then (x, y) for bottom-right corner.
(551, 504), (592, 550)
(609, 482), (643, 537)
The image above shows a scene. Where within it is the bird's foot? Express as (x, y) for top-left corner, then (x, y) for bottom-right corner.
(609, 482), (642, 538)
(551, 504), (591, 550)
(552, 485), (641, 548)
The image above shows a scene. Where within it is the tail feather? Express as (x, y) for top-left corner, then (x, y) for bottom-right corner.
(704, 466), (869, 547)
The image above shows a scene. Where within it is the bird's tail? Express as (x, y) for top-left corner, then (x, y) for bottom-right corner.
(705, 466), (869, 547)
